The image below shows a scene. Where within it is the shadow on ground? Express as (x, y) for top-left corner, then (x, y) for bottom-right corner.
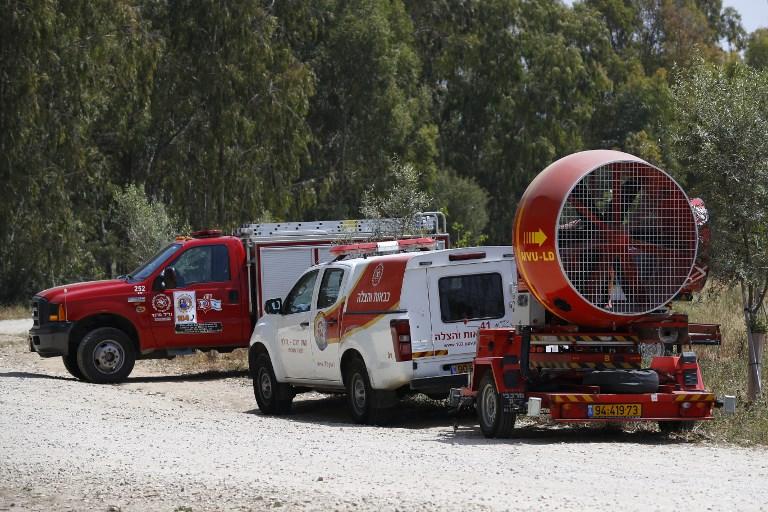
(246, 392), (696, 445)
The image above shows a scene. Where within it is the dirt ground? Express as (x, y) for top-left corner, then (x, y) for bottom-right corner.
(2, 324), (768, 511)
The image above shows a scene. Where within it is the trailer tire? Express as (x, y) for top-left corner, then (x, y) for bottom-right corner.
(76, 327), (135, 384)
(477, 372), (515, 438)
(62, 352), (84, 380)
(583, 369), (659, 394)
(345, 358), (390, 425)
(252, 352), (293, 415)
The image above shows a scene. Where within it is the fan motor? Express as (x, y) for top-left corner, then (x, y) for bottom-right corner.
(514, 150), (697, 328)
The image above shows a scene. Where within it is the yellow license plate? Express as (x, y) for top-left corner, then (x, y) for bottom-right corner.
(450, 363), (472, 375)
(589, 403), (642, 418)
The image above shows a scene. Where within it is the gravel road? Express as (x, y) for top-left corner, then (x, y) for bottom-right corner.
(2, 324), (768, 511)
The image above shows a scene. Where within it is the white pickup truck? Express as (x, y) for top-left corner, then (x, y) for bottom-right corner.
(248, 241), (545, 423)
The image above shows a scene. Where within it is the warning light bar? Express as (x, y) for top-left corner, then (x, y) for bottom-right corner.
(330, 237), (437, 258)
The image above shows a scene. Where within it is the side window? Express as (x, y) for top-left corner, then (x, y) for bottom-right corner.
(317, 268), (345, 309)
(173, 245), (230, 287)
(283, 270), (319, 314)
(438, 273), (504, 323)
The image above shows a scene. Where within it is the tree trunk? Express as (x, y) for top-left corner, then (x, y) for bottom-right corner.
(741, 282), (763, 401)
(747, 331), (764, 401)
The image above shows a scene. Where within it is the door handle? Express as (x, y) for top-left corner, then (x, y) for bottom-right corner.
(326, 319), (338, 326)
(228, 289), (239, 304)
(300, 321), (309, 328)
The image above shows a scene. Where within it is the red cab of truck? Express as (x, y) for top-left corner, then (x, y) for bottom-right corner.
(28, 213), (449, 383)
(28, 231), (252, 383)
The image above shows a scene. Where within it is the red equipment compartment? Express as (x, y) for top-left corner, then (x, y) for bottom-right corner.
(514, 150), (698, 328)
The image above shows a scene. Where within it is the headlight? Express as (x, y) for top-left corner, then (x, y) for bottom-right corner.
(48, 303), (65, 321)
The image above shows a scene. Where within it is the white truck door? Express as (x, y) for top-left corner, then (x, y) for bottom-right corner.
(310, 266), (347, 382)
(276, 269), (319, 379)
(419, 264), (510, 378)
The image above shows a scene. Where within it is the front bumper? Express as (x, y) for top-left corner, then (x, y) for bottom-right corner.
(28, 322), (73, 357)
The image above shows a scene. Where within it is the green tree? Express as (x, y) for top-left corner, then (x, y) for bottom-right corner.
(432, 170), (489, 247)
(670, 60), (768, 400)
(113, 184), (183, 272)
(360, 159), (433, 239)
(0, 1), (155, 300)
(140, 0), (314, 229)
(746, 28), (768, 70)
(273, 0), (438, 220)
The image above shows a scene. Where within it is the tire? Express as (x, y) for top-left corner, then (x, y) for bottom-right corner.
(62, 352), (84, 380)
(251, 352), (292, 415)
(76, 327), (136, 384)
(476, 372), (515, 438)
(344, 357), (390, 425)
(659, 421), (695, 434)
(583, 369), (659, 394)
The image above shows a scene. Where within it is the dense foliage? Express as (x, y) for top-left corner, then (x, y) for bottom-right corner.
(0, 0), (760, 302)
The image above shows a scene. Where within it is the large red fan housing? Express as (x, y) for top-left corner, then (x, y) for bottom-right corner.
(514, 150), (698, 328)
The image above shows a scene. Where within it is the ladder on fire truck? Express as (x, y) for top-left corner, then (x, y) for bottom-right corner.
(237, 211), (447, 238)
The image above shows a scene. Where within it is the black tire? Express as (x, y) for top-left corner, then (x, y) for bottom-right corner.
(62, 352), (84, 380)
(476, 372), (515, 438)
(76, 327), (135, 384)
(251, 352), (292, 415)
(344, 357), (390, 425)
(659, 421), (695, 434)
(583, 369), (659, 394)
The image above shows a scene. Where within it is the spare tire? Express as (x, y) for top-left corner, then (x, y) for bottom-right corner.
(583, 369), (659, 394)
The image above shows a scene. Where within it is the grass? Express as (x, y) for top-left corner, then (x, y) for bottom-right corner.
(0, 304), (29, 320)
(678, 286), (768, 445)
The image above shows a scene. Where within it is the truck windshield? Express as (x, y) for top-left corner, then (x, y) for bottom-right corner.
(127, 244), (182, 281)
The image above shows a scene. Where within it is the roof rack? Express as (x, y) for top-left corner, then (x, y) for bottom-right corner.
(237, 211), (446, 238)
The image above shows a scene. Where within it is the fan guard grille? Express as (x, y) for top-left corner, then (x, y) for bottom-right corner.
(557, 161), (697, 315)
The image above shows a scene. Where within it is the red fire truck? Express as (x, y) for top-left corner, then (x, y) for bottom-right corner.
(28, 213), (447, 383)
(448, 150), (722, 436)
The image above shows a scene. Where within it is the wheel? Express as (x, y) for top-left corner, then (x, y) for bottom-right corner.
(583, 369), (659, 394)
(251, 352), (292, 414)
(345, 357), (390, 425)
(62, 352), (84, 380)
(476, 372), (515, 438)
(76, 327), (135, 384)
(659, 421), (695, 434)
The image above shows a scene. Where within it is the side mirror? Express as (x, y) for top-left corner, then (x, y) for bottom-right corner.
(154, 266), (177, 291)
(264, 298), (283, 315)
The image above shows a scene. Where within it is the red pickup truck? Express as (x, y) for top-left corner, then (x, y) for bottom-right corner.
(27, 214), (447, 383)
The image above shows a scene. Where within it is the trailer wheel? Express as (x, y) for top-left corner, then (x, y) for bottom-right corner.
(62, 352), (84, 380)
(659, 421), (695, 434)
(345, 358), (390, 425)
(252, 352), (293, 415)
(76, 327), (135, 383)
(583, 369), (659, 394)
(477, 372), (515, 438)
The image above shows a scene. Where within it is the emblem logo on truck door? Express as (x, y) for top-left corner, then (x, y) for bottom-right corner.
(152, 294), (171, 312)
(371, 263), (384, 287)
(314, 313), (328, 351)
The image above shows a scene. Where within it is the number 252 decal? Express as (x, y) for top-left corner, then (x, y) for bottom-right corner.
(134, 285), (146, 294)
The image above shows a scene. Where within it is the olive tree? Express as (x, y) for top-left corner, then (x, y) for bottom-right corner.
(360, 158), (432, 240)
(670, 60), (768, 400)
